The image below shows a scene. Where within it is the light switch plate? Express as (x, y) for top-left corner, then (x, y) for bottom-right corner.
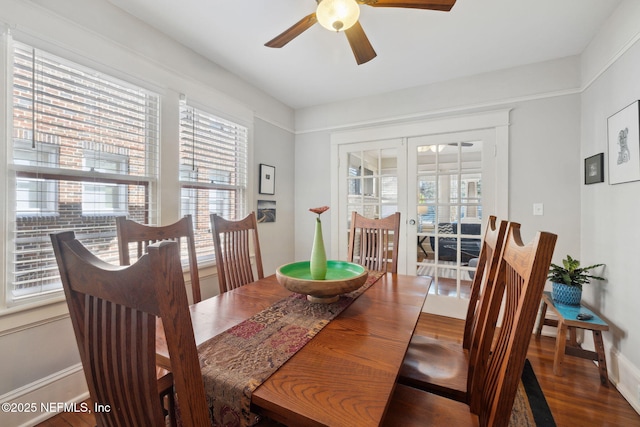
(533, 203), (544, 216)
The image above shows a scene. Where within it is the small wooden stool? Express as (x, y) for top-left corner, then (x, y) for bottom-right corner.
(536, 291), (609, 386)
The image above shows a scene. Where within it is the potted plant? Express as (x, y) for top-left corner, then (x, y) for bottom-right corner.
(548, 255), (604, 305)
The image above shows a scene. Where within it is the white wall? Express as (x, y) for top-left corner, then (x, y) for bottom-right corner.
(253, 118), (296, 274)
(508, 95), (581, 251)
(0, 1), (295, 425)
(579, 0), (640, 413)
(294, 131), (334, 262)
(295, 55), (580, 132)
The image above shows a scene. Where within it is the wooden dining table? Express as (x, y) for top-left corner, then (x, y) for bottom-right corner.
(157, 272), (431, 427)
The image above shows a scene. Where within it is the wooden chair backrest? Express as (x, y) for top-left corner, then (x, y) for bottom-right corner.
(116, 215), (202, 303)
(348, 211), (401, 273)
(210, 212), (264, 294)
(469, 223), (557, 427)
(50, 232), (209, 427)
(462, 216), (508, 351)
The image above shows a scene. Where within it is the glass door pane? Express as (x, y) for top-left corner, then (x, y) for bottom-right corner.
(337, 140), (405, 268)
(409, 132), (491, 318)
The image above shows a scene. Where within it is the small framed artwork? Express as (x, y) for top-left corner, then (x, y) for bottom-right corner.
(608, 100), (640, 184)
(584, 153), (604, 185)
(257, 200), (276, 223)
(259, 164), (275, 195)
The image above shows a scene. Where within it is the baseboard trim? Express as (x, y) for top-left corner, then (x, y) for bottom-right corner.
(609, 344), (640, 415)
(0, 364), (88, 427)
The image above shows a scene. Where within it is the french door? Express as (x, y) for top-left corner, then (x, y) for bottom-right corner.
(335, 139), (408, 273)
(331, 112), (508, 318)
(407, 129), (498, 318)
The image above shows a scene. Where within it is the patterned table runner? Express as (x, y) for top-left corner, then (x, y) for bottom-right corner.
(197, 270), (385, 427)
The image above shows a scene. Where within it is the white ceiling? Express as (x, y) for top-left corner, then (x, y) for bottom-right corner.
(107, 0), (621, 109)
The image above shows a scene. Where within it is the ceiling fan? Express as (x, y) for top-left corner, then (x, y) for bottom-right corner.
(265, 0), (457, 65)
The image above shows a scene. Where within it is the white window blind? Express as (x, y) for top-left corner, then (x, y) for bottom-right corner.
(9, 41), (159, 302)
(179, 104), (248, 263)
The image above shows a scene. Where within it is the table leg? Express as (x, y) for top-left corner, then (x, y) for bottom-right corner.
(553, 320), (568, 376)
(569, 327), (578, 347)
(536, 300), (548, 338)
(592, 330), (610, 387)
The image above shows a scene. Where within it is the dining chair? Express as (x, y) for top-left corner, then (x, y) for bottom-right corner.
(398, 216), (508, 402)
(116, 214), (202, 303)
(347, 211), (401, 273)
(116, 215), (202, 423)
(210, 211), (264, 294)
(50, 232), (210, 427)
(383, 223), (557, 427)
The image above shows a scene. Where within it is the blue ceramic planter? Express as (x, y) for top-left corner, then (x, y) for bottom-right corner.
(552, 282), (582, 306)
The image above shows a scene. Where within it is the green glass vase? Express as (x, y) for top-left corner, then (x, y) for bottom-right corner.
(310, 217), (327, 280)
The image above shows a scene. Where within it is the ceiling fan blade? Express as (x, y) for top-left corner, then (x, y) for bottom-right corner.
(265, 13), (318, 48)
(360, 0), (456, 11)
(344, 21), (377, 65)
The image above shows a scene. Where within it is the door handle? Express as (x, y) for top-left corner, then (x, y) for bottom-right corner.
(409, 219), (416, 225)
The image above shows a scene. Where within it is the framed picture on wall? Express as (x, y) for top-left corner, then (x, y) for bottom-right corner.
(608, 100), (640, 184)
(259, 164), (275, 195)
(584, 153), (604, 185)
(257, 200), (276, 223)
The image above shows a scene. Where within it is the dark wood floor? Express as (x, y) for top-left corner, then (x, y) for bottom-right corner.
(36, 313), (640, 427)
(413, 313), (640, 427)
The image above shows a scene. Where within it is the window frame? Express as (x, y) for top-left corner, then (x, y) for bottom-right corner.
(178, 103), (249, 265)
(5, 39), (160, 306)
(81, 150), (130, 215)
(0, 32), (255, 318)
(14, 140), (60, 216)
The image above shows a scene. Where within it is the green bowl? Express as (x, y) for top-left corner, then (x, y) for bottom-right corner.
(276, 260), (368, 303)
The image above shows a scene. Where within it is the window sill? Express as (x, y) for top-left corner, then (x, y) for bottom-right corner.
(0, 295), (69, 336)
(0, 256), (244, 336)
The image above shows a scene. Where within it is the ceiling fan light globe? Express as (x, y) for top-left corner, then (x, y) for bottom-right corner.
(316, 0), (360, 32)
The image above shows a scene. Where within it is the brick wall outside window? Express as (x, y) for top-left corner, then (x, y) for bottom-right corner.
(9, 42), (159, 301)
